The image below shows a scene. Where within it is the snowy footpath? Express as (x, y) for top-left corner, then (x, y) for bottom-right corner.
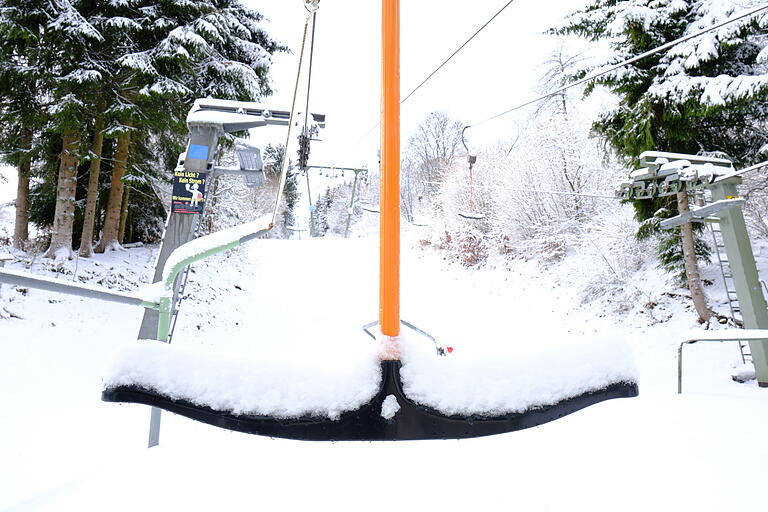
(1, 218), (767, 510)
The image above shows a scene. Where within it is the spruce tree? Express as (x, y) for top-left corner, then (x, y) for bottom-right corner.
(92, 0), (285, 251)
(0, 0), (285, 254)
(556, 0), (768, 321)
(41, 0), (104, 259)
(0, 1), (49, 250)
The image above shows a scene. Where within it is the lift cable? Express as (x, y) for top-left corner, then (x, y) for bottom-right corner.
(271, 1), (318, 226)
(354, 0), (518, 144)
(425, 180), (616, 199)
(425, 158), (768, 203)
(401, 0), (518, 104)
(468, 2), (768, 129)
(304, 11), (318, 137)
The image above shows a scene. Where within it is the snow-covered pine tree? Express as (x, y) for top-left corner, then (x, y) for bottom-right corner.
(92, 0), (285, 251)
(311, 189), (331, 237)
(556, 0), (768, 322)
(262, 143), (299, 238)
(41, 0), (104, 259)
(0, 1), (51, 250)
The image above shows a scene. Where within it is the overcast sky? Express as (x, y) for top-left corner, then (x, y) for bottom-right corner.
(246, 0), (590, 167)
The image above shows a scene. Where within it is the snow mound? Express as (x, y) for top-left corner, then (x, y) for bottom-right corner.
(380, 394), (400, 419)
(103, 339), (382, 420)
(398, 333), (638, 416)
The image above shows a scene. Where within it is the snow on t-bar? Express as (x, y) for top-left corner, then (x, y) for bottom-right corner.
(105, 236), (637, 421)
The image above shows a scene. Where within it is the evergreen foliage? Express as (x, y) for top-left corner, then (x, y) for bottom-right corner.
(0, 0), (285, 252)
(263, 143), (298, 237)
(311, 188), (331, 237)
(556, 0), (767, 279)
(556, 0), (768, 166)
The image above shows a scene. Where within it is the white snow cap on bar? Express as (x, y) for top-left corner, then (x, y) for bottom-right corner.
(104, 339), (382, 420)
(104, 334), (636, 419)
(398, 330), (637, 416)
(135, 215), (271, 302)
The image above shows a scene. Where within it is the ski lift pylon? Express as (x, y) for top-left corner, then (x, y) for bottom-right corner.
(458, 126), (486, 220)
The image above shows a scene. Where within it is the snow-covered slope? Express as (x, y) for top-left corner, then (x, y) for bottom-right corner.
(1, 185), (767, 511)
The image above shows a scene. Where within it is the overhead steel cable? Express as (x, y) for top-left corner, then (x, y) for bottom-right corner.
(353, 0), (519, 144)
(468, 2), (768, 128)
(304, 11), (318, 137)
(401, 0), (518, 105)
(270, 2), (318, 226)
(425, 181), (616, 199)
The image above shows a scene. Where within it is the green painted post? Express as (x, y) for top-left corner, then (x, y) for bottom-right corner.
(711, 178), (768, 386)
(305, 170), (314, 237)
(148, 296), (172, 447)
(345, 170), (362, 238)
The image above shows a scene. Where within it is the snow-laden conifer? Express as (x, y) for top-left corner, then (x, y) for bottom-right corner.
(556, 0), (768, 322)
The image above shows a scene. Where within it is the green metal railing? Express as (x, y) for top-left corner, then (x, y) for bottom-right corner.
(0, 222), (272, 447)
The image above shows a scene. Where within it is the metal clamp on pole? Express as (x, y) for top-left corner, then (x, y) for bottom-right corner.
(363, 319), (452, 356)
(659, 198), (745, 230)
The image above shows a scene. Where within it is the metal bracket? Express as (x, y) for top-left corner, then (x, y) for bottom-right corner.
(363, 319), (449, 356)
(618, 152), (735, 200)
(659, 198), (745, 230)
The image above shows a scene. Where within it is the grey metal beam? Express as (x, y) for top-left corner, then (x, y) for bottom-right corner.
(187, 99), (325, 133)
(306, 165), (367, 173)
(139, 212), (198, 448)
(659, 198), (745, 229)
(0, 267), (153, 307)
(639, 151), (733, 168)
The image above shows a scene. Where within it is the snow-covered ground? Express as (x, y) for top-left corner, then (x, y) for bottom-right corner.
(1, 172), (767, 510)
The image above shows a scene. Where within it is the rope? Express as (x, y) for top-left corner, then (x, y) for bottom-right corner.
(469, 2), (768, 128)
(270, 5), (316, 226)
(353, 0), (518, 144)
(401, 0), (518, 105)
(304, 12), (317, 138)
(424, 180), (616, 199)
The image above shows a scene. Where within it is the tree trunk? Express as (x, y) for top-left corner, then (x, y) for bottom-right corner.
(44, 133), (80, 260)
(78, 116), (105, 258)
(95, 127), (131, 253)
(13, 129), (33, 250)
(677, 190), (712, 323)
(118, 184), (130, 244)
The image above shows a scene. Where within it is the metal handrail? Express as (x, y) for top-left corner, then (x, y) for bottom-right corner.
(0, 222), (273, 343)
(0, 266), (158, 309)
(677, 331), (768, 393)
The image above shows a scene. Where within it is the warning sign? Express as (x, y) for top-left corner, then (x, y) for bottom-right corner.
(171, 170), (207, 214)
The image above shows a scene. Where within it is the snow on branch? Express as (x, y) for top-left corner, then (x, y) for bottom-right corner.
(62, 69), (102, 84)
(48, 0), (103, 42)
(117, 51), (158, 76)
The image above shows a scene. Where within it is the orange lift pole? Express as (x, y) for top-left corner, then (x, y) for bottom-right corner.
(380, 0), (400, 337)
